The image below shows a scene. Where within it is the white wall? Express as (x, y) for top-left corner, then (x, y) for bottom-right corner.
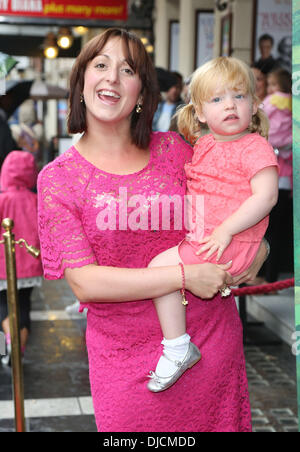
(154, 0), (180, 69)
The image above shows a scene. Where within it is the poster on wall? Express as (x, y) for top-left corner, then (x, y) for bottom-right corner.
(195, 10), (214, 68)
(254, 0), (292, 71)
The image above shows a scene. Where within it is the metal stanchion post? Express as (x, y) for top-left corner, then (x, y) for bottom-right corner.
(0, 218), (40, 433)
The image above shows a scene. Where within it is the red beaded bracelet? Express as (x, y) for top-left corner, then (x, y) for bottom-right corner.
(179, 262), (188, 306)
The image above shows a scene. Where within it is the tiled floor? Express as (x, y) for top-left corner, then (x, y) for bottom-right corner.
(245, 345), (298, 432)
(0, 279), (298, 432)
(0, 280), (97, 432)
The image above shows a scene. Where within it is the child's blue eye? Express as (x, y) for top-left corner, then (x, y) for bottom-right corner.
(212, 97), (221, 103)
(235, 94), (244, 99)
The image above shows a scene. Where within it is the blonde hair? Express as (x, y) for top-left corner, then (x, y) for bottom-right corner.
(177, 57), (269, 145)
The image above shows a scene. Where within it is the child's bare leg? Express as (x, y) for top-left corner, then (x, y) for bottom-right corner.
(147, 246), (201, 391)
(148, 245), (186, 340)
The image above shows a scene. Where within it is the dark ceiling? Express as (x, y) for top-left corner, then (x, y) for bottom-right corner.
(0, 1), (154, 58)
(0, 34), (82, 58)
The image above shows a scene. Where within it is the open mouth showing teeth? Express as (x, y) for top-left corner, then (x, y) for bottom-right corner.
(225, 115), (238, 120)
(98, 90), (121, 99)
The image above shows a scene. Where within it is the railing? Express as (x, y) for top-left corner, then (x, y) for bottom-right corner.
(0, 218), (40, 433)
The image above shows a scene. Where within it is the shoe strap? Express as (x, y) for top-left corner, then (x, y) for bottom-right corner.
(162, 352), (182, 367)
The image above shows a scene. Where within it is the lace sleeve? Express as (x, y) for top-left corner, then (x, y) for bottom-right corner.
(37, 163), (96, 280)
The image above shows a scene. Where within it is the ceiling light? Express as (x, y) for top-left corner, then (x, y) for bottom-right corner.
(43, 32), (59, 59)
(44, 46), (59, 59)
(146, 45), (154, 53)
(73, 26), (88, 36)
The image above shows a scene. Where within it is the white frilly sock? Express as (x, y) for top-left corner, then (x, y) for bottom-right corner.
(155, 333), (191, 378)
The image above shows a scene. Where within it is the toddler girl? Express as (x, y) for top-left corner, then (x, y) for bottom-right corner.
(147, 57), (278, 392)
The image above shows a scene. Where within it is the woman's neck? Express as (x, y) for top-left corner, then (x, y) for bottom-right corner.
(77, 118), (134, 158)
(74, 117), (150, 175)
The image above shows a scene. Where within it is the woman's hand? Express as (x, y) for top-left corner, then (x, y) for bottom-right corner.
(231, 240), (268, 286)
(185, 261), (233, 299)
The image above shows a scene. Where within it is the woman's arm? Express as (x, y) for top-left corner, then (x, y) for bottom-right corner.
(65, 261), (233, 303)
(197, 166), (278, 260)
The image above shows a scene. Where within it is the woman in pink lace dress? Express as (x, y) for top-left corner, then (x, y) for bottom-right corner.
(37, 29), (267, 432)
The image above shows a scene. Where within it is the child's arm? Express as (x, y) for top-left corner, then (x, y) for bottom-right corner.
(196, 166), (278, 261)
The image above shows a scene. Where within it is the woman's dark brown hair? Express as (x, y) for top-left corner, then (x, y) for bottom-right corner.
(68, 28), (159, 149)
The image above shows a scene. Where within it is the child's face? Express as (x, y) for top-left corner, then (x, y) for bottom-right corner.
(267, 74), (280, 95)
(196, 88), (257, 142)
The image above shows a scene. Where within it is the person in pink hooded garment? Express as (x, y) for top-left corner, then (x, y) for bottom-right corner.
(0, 151), (43, 365)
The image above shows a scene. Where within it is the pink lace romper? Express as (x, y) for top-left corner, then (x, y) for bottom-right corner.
(179, 133), (278, 275)
(38, 131), (252, 432)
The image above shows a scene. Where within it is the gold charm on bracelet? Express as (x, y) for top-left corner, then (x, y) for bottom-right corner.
(181, 289), (188, 306)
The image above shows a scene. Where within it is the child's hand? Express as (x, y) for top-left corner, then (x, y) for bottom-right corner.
(196, 226), (233, 261)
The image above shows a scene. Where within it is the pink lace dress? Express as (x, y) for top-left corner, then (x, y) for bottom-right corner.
(38, 131), (252, 432)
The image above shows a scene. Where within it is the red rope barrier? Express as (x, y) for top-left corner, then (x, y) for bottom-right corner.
(231, 278), (294, 296)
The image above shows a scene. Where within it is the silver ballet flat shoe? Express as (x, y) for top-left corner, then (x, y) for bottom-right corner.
(1, 342), (11, 367)
(147, 342), (201, 393)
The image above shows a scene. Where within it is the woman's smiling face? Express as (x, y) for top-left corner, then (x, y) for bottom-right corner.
(83, 37), (143, 128)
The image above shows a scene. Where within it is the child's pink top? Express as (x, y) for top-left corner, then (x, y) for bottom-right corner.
(262, 91), (292, 180)
(184, 133), (278, 244)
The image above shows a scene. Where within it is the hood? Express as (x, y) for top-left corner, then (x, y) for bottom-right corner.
(0, 151), (37, 190)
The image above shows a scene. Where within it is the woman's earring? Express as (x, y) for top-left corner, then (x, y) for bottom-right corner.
(80, 94), (84, 104)
(136, 103), (142, 114)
